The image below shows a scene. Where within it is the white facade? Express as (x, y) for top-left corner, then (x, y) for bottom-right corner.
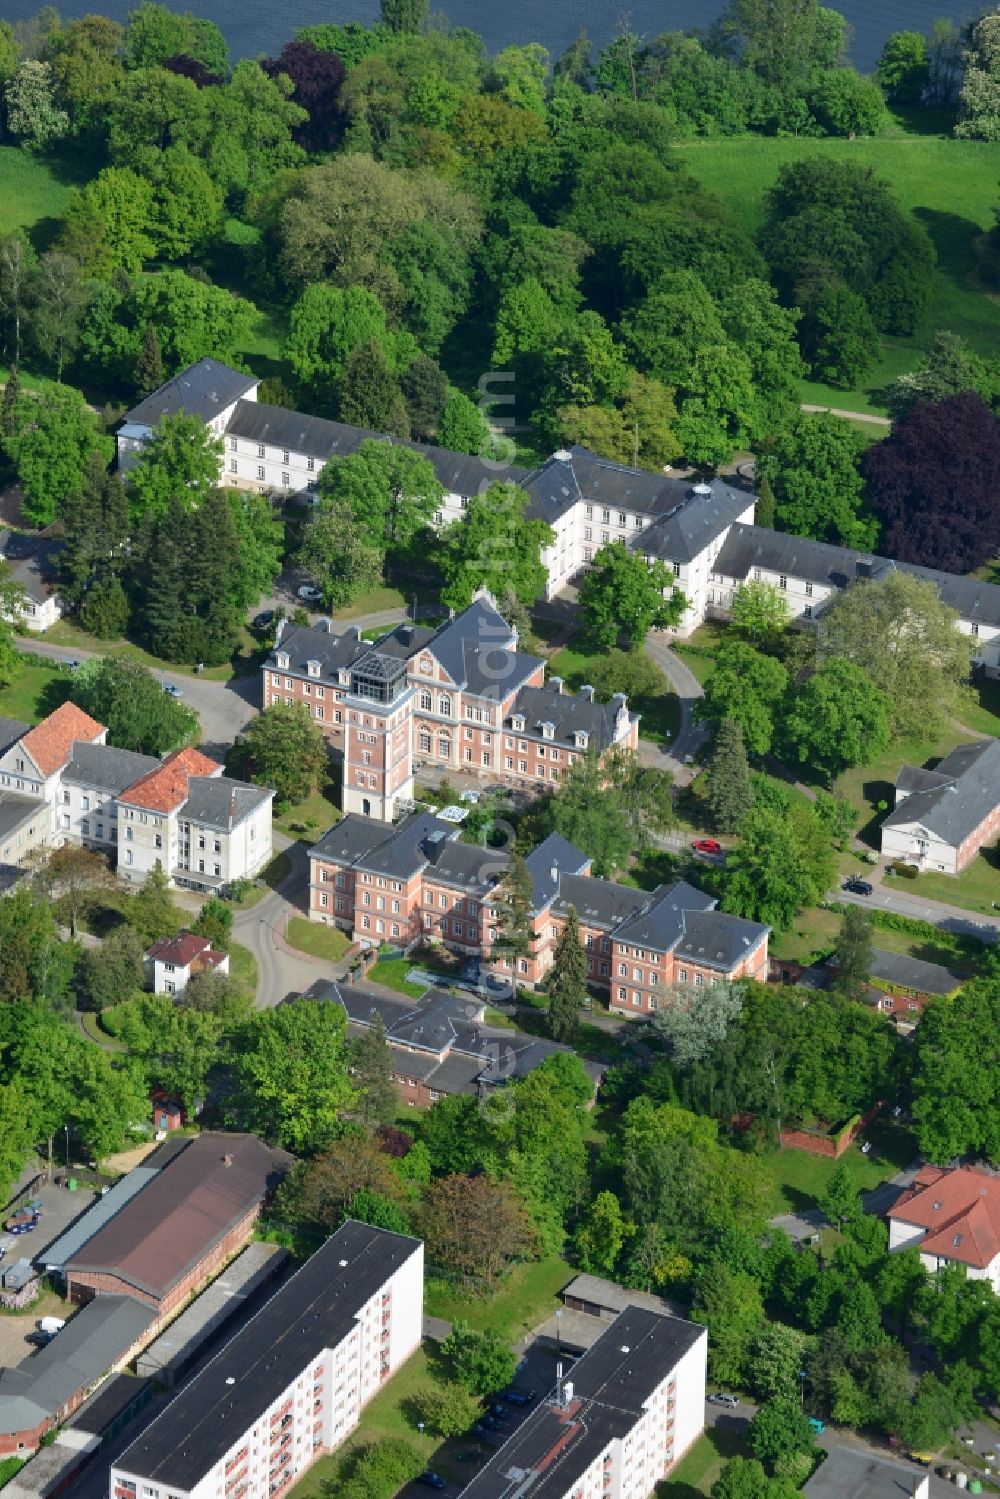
(888, 1215), (1000, 1294)
(110, 1236), (423, 1499)
(880, 818), (959, 875)
(151, 951), (229, 997)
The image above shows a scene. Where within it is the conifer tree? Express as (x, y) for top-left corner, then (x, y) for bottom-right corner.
(547, 905), (588, 1044)
(706, 717), (754, 834)
(833, 903), (872, 1001)
(338, 341), (410, 437)
(128, 861), (180, 947)
(755, 474), (777, 529)
(135, 320), (164, 398)
(350, 1016), (399, 1128)
(59, 451), (129, 610)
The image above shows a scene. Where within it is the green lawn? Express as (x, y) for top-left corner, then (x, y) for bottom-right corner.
(367, 958), (428, 997)
(284, 917), (351, 963)
(273, 785), (340, 841)
(834, 725), (976, 846)
(768, 902), (986, 973)
(955, 677), (1000, 736)
(425, 1254), (572, 1337)
(679, 131), (1000, 410)
(0, 657), (72, 723)
(904, 844), (1000, 916)
(762, 1123), (915, 1217)
(659, 1428), (747, 1496)
(548, 644), (681, 745)
(230, 851), (292, 909)
(42, 619), (263, 684)
(0, 145), (75, 237)
(228, 941), (257, 995)
(332, 587), (408, 621)
(79, 1010), (127, 1050)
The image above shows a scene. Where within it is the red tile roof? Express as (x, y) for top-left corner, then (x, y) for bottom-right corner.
(20, 702), (104, 777)
(889, 1166), (1000, 1269)
(121, 747), (220, 813)
(147, 931), (225, 968)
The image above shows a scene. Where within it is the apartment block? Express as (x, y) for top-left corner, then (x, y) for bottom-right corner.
(110, 1223), (423, 1499)
(461, 1307), (707, 1499)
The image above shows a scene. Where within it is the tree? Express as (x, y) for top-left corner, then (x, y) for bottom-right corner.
(886, 332), (999, 421)
(808, 69), (888, 137)
(0, 885), (78, 1010)
(27, 252), (88, 381)
(755, 414), (874, 549)
(493, 850), (536, 969)
(350, 1017), (399, 1129)
(227, 489), (284, 611)
(876, 31), (930, 103)
(400, 354), (448, 441)
(419, 1173), (536, 1286)
(138, 491), (244, 666)
(653, 981), (746, 1067)
(274, 1136), (408, 1231)
(863, 393), (1000, 574)
(910, 976), (1000, 1163)
(4, 59), (68, 149)
(579, 542), (686, 649)
(262, 40), (346, 153)
(927, 17), (963, 104)
(440, 1321), (518, 1396)
(191, 896), (232, 953)
(831, 905), (872, 1003)
(315, 441), (442, 557)
(230, 999), (356, 1152)
(58, 169), (155, 278)
(437, 388), (489, 456)
(135, 321), (164, 399)
(298, 497), (385, 610)
(729, 582), (790, 649)
(0, 562), (25, 688)
(105, 993), (227, 1109)
(721, 805), (833, 931)
(71, 656), (197, 755)
(438, 483), (553, 613)
(77, 926), (146, 1011)
(127, 861), (181, 947)
(696, 642), (788, 758)
(783, 659), (892, 784)
(5, 384), (110, 528)
(718, 0), (844, 90)
(747, 1323), (809, 1405)
(692, 1262), (765, 1386)
(817, 571), (972, 740)
(380, 0), (428, 34)
(712, 1458), (799, 1499)
(544, 748), (675, 878)
(58, 452), (130, 614)
(748, 1397), (816, 1474)
(818, 1161), (859, 1231)
(127, 411), (223, 522)
(132, 271), (256, 375)
(233, 702), (328, 809)
(408, 1383), (479, 1439)
(0, 233), (32, 373)
(572, 1190), (629, 1276)
(546, 905), (587, 1044)
(956, 10), (1000, 139)
(338, 339), (410, 436)
(36, 845), (116, 939)
(342, 1188), (411, 1234)
(706, 718), (754, 835)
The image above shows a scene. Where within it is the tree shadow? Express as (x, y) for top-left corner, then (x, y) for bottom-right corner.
(26, 215), (66, 256)
(37, 675), (73, 717)
(912, 206), (983, 287)
(780, 1184), (818, 1216)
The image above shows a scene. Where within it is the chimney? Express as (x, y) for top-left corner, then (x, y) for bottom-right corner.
(612, 692), (628, 712)
(550, 865), (559, 888)
(549, 675), (564, 694)
(274, 617), (285, 645)
(423, 829), (448, 865)
(347, 624), (362, 640)
(580, 684), (595, 701)
(399, 625), (414, 643)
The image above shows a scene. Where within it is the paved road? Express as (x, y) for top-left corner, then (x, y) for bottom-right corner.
(832, 879), (999, 944)
(645, 631), (709, 778)
(17, 638), (257, 761)
(230, 841), (348, 1006)
(801, 403), (891, 426)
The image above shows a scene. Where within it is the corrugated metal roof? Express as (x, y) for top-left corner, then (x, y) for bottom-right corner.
(40, 1167), (162, 1271)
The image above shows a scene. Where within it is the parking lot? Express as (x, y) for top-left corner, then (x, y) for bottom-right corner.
(4, 1175), (104, 1263)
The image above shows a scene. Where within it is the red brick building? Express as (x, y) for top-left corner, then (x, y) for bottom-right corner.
(63, 1133), (291, 1318)
(308, 824), (769, 1014)
(264, 594), (640, 823)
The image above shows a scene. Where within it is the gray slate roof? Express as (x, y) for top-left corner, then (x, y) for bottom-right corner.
(0, 1295), (156, 1439)
(614, 881), (716, 950)
(883, 739), (1000, 845)
(310, 811), (456, 882)
(0, 791), (42, 847)
(716, 523), (1000, 627)
(225, 400), (529, 498)
(0, 530), (62, 605)
(180, 775), (273, 830)
(525, 833), (591, 910)
(268, 621), (369, 682)
(637, 481), (754, 566)
(63, 744), (160, 794)
(0, 717), (29, 755)
(522, 446), (682, 527)
(123, 361), (258, 429)
(675, 909), (769, 970)
(508, 684), (634, 750)
(421, 597), (541, 700)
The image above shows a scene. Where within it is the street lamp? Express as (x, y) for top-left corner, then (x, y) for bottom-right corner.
(798, 1370), (807, 1411)
(64, 1124), (69, 1170)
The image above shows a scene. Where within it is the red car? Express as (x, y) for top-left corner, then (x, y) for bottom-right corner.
(692, 838), (723, 856)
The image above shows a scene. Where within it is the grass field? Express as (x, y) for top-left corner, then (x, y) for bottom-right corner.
(0, 146), (75, 238)
(548, 643), (681, 745)
(425, 1254), (572, 1336)
(659, 1427), (747, 1496)
(42, 620), (262, 684)
(230, 851), (292, 909)
(228, 942), (257, 994)
(272, 785), (340, 840)
(762, 1117), (918, 1216)
(367, 957), (428, 997)
(679, 131), (1000, 411)
(905, 844), (1000, 916)
(0, 658), (72, 723)
(284, 917), (351, 963)
(768, 902), (987, 973)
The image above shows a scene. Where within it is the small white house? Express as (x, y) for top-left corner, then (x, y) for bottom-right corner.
(147, 931), (229, 996)
(887, 1164), (1000, 1293)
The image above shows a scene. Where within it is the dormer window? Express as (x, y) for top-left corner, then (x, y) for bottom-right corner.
(275, 652), (289, 670)
(306, 660), (321, 679)
(512, 714), (525, 732)
(339, 670), (350, 686)
(574, 729), (590, 750)
(541, 721), (555, 741)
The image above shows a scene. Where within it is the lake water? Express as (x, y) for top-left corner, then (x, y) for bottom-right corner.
(0, 0), (987, 70)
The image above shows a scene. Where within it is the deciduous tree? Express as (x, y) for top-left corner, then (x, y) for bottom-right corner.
(233, 701), (328, 809)
(438, 483), (552, 612)
(71, 656), (197, 755)
(696, 642), (788, 758)
(230, 998), (356, 1151)
(127, 411), (222, 522)
(755, 413), (874, 548)
(579, 543), (686, 649)
(350, 1017), (399, 1129)
(419, 1173), (536, 1286)
(439, 1321), (518, 1396)
(5, 384), (111, 528)
(783, 659), (891, 783)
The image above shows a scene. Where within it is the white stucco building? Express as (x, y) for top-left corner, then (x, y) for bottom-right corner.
(110, 1224), (423, 1499)
(147, 930), (230, 995)
(888, 1164), (1000, 1293)
(461, 1306), (707, 1499)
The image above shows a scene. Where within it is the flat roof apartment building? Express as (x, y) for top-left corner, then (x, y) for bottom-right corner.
(461, 1306), (707, 1499)
(110, 1223), (423, 1499)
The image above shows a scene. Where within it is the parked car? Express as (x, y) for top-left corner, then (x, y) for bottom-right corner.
(807, 1418), (825, 1435)
(9, 1219), (37, 1235)
(708, 1392), (738, 1408)
(842, 876), (874, 896)
(163, 683), (183, 699)
(252, 610), (275, 630)
(297, 584), (323, 603)
(416, 1474), (445, 1491)
(692, 838), (723, 856)
(502, 1389), (537, 1407)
